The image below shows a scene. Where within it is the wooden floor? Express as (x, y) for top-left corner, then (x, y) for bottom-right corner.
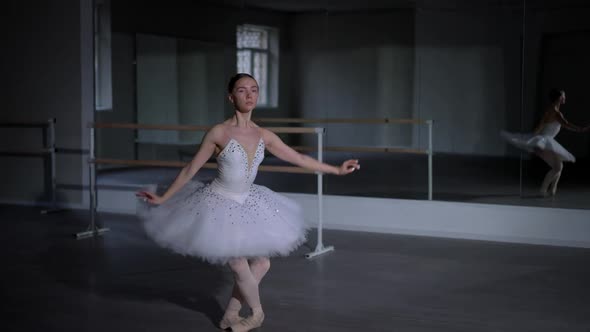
(4, 204), (590, 331)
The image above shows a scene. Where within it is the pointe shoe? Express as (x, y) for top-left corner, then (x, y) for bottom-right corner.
(550, 179), (560, 197)
(229, 310), (265, 332)
(539, 187), (550, 197)
(540, 185), (558, 197)
(219, 311), (242, 330)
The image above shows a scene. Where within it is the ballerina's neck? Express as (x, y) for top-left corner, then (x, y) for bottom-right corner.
(233, 112), (254, 127)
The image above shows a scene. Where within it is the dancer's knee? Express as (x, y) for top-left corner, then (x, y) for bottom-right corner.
(228, 257), (249, 275)
(251, 257), (271, 273)
(555, 163), (563, 173)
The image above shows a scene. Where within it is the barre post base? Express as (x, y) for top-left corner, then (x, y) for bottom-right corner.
(305, 244), (335, 259)
(76, 226), (110, 239)
(40, 207), (66, 215)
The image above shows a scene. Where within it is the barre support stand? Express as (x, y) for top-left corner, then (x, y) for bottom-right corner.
(76, 126), (110, 239)
(41, 118), (66, 214)
(306, 128), (334, 259)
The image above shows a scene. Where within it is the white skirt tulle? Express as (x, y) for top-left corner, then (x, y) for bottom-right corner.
(501, 131), (575, 162)
(137, 180), (309, 265)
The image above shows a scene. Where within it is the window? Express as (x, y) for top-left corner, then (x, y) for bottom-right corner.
(94, 0), (112, 111)
(236, 24), (279, 107)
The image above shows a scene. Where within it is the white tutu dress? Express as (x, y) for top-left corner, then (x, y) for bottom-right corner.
(138, 138), (308, 264)
(501, 121), (575, 162)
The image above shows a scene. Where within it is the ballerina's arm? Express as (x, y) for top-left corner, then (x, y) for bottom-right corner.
(136, 125), (223, 204)
(555, 110), (583, 132)
(261, 128), (359, 175)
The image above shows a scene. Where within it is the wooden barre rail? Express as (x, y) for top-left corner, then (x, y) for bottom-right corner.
(254, 117), (431, 125)
(90, 122), (323, 134)
(92, 122), (211, 131)
(0, 120), (55, 128)
(0, 148), (53, 157)
(292, 146), (428, 154)
(93, 158), (316, 174)
(143, 142), (428, 155)
(92, 123), (430, 155)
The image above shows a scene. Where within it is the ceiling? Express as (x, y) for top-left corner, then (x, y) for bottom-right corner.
(208, 0), (590, 13)
(215, 0), (417, 12)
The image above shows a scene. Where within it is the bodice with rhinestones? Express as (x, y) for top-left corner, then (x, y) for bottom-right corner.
(209, 138), (265, 204)
(538, 121), (561, 138)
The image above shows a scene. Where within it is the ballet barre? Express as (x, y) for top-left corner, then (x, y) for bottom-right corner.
(93, 159), (315, 174)
(78, 122), (334, 259)
(254, 117), (434, 200)
(253, 117), (429, 124)
(0, 118), (62, 214)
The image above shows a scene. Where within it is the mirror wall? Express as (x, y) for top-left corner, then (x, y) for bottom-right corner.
(519, 1), (590, 208)
(96, 0), (590, 209)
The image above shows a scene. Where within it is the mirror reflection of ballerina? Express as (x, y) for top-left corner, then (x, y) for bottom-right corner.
(502, 89), (589, 197)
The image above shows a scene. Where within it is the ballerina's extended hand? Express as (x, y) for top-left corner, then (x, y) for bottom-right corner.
(338, 159), (360, 175)
(136, 191), (164, 205)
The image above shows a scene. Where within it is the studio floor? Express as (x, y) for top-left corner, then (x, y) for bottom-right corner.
(4, 204), (590, 331)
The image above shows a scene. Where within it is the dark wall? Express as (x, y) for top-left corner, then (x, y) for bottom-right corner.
(3, 0), (90, 205)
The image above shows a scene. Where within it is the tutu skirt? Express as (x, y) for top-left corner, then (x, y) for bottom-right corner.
(138, 180), (309, 264)
(501, 131), (575, 162)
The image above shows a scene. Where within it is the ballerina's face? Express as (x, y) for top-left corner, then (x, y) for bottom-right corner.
(229, 77), (259, 113)
(559, 91), (566, 105)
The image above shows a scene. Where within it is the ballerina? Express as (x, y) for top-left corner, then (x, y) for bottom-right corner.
(136, 73), (360, 331)
(502, 89), (588, 196)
